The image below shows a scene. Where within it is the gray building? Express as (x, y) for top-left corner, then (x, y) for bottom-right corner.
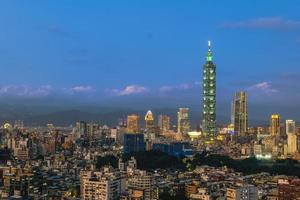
(231, 91), (248, 137)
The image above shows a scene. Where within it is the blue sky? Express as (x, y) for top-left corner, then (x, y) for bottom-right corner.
(0, 1), (299, 120)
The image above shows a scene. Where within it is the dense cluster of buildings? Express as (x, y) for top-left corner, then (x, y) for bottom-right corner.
(0, 42), (299, 199)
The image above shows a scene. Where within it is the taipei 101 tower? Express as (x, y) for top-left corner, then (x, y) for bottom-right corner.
(202, 41), (216, 138)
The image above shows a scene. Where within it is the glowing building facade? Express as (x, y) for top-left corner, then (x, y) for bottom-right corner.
(202, 41), (216, 138)
(270, 114), (280, 136)
(286, 119), (296, 135)
(158, 114), (170, 133)
(286, 120), (297, 154)
(232, 91), (248, 137)
(177, 108), (190, 135)
(127, 114), (140, 133)
(144, 110), (154, 129)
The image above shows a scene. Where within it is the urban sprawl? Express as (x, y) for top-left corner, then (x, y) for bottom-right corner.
(0, 42), (299, 200)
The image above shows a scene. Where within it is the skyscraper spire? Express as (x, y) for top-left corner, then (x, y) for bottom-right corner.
(206, 40), (213, 62)
(202, 40), (216, 138)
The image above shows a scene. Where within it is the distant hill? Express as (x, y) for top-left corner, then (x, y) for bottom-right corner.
(0, 104), (267, 127)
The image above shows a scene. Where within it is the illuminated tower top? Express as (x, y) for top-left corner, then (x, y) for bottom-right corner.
(145, 110), (154, 129)
(206, 40), (213, 62)
(145, 110), (154, 121)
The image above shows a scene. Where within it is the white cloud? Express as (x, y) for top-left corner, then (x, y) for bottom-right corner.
(248, 82), (278, 93)
(111, 85), (148, 96)
(159, 81), (200, 93)
(71, 85), (95, 93)
(62, 85), (95, 95)
(0, 85), (52, 97)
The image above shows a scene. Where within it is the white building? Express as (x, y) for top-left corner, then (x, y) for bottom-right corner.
(128, 170), (154, 200)
(81, 167), (125, 200)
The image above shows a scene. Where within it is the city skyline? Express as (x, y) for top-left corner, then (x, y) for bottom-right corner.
(1, 2), (300, 199)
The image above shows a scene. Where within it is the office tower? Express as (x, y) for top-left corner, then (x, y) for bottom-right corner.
(227, 185), (258, 200)
(286, 120), (296, 135)
(80, 167), (123, 200)
(145, 110), (154, 129)
(87, 123), (100, 139)
(118, 116), (127, 127)
(288, 134), (297, 154)
(270, 114), (280, 136)
(177, 108), (190, 135)
(124, 133), (145, 154)
(286, 120), (297, 154)
(232, 91), (248, 137)
(202, 41), (216, 138)
(127, 114), (140, 133)
(76, 121), (87, 138)
(158, 115), (170, 132)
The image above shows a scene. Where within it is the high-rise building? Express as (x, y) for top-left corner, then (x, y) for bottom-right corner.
(202, 41), (216, 138)
(286, 120), (297, 154)
(270, 114), (280, 136)
(145, 110), (154, 129)
(76, 121), (87, 138)
(158, 115), (170, 132)
(288, 134), (297, 155)
(127, 114), (140, 133)
(124, 133), (145, 154)
(177, 108), (190, 135)
(87, 123), (100, 139)
(286, 120), (296, 135)
(231, 91), (248, 137)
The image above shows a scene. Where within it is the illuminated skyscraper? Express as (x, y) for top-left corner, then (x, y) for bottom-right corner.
(232, 91), (248, 137)
(270, 114), (280, 136)
(127, 114), (140, 133)
(177, 108), (190, 134)
(158, 114), (170, 132)
(286, 120), (296, 135)
(202, 41), (216, 138)
(286, 120), (297, 154)
(287, 134), (297, 154)
(145, 110), (154, 129)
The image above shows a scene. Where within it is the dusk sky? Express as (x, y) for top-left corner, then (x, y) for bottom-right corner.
(0, 1), (300, 121)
